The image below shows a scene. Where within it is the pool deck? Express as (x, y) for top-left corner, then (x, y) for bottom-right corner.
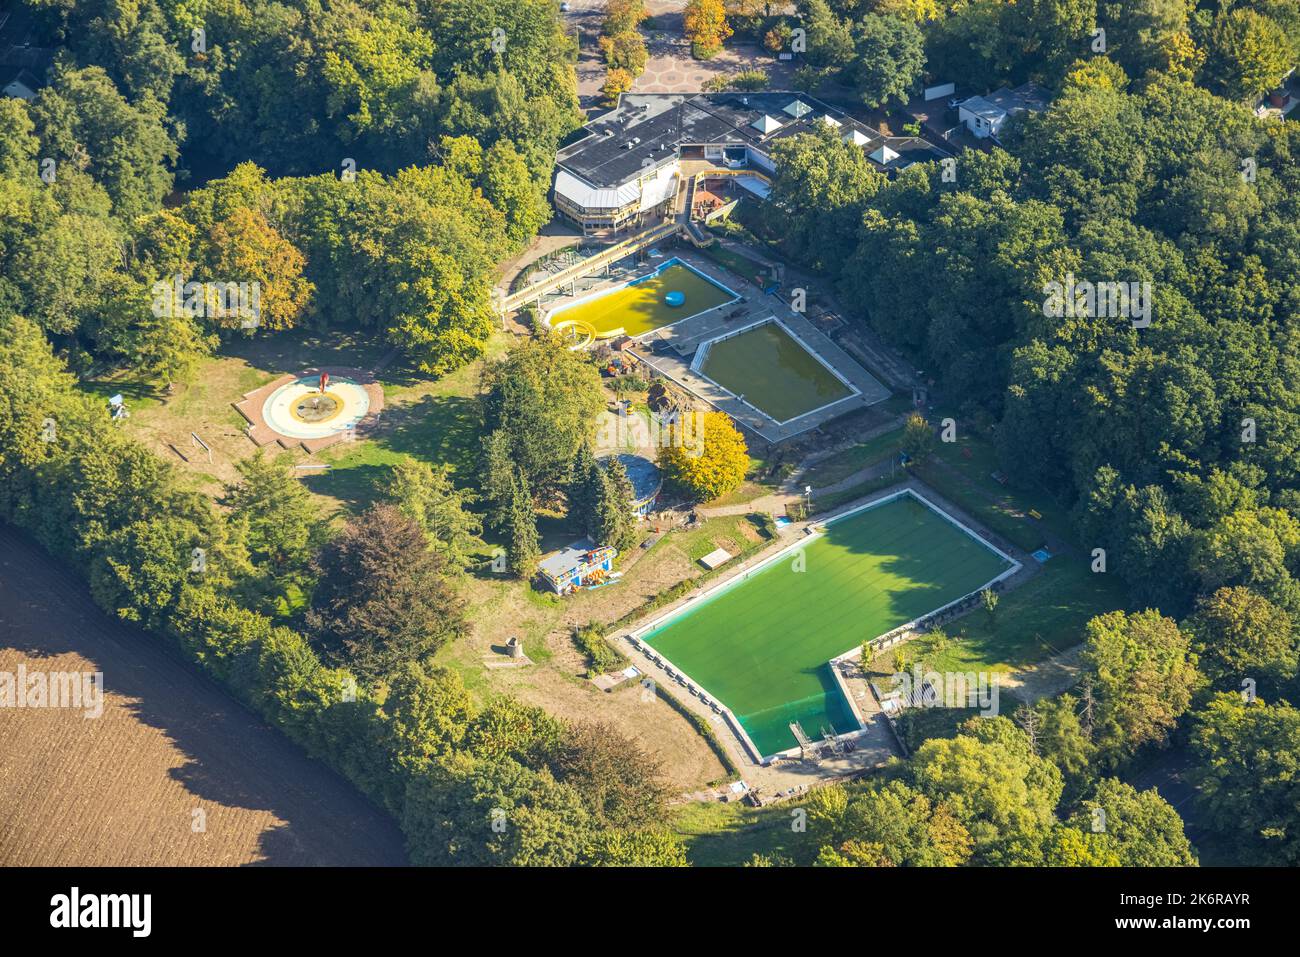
(610, 495), (904, 794)
(544, 257), (738, 338)
(621, 630), (899, 800)
(607, 476), (1041, 801)
(623, 253), (890, 443)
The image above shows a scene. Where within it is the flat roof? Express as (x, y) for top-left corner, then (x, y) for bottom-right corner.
(961, 82), (1051, 120)
(557, 98), (746, 189)
(557, 92), (887, 189)
(699, 547), (733, 570)
(538, 537), (605, 578)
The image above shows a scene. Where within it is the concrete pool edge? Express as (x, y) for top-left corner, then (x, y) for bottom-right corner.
(692, 316), (863, 427)
(541, 257), (741, 339)
(619, 485), (1023, 765)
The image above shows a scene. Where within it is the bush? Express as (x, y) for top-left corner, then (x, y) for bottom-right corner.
(730, 69), (770, 91)
(573, 624), (629, 677)
(611, 374), (649, 394)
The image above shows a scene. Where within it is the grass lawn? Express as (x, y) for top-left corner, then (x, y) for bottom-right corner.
(696, 242), (772, 287)
(643, 493), (1012, 757)
(913, 424), (1074, 552)
(549, 261), (735, 338)
(674, 777), (889, 865)
(636, 512), (772, 569)
(809, 473), (898, 515)
(803, 425), (905, 488)
(93, 328), (502, 515)
(672, 800), (806, 866)
(706, 479), (774, 509)
(868, 552), (1128, 750)
(304, 349), (492, 512)
(702, 321), (852, 423)
(884, 557), (1127, 676)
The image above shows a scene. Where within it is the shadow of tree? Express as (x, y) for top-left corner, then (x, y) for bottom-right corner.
(300, 463), (393, 513)
(0, 524), (408, 866)
(377, 394), (482, 477)
(222, 329), (389, 378)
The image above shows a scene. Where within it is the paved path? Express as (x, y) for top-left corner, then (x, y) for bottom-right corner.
(494, 224), (585, 289)
(627, 249), (889, 444)
(697, 417), (908, 520)
(567, 1), (797, 106)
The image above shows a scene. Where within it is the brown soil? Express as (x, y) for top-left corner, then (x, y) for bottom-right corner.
(0, 525), (408, 866)
(494, 641), (728, 790)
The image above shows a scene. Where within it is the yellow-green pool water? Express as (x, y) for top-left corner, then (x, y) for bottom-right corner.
(702, 321), (853, 423)
(549, 260), (736, 338)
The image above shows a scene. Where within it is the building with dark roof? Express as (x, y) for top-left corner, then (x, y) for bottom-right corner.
(0, 4), (55, 101)
(553, 92), (951, 234)
(599, 452), (662, 517)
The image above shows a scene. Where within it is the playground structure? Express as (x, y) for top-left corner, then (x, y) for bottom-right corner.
(234, 367), (384, 454)
(538, 539), (620, 595)
(551, 317), (595, 351)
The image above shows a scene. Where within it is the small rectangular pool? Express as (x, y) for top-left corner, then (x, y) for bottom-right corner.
(547, 258), (737, 339)
(700, 319), (854, 424)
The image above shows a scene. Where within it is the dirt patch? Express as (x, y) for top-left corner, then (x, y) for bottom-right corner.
(0, 525), (407, 866)
(493, 641), (728, 791)
(448, 537), (727, 789)
(997, 644), (1085, 703)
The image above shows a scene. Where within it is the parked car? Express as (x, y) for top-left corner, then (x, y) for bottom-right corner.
(559, 2), (570, 10)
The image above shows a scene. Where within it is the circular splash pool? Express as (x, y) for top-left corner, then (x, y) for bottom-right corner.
(261, 375), (371, 440)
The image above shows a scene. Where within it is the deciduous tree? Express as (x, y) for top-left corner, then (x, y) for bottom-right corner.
(308, 504), (465, 680)
(659, 410), (748, 502)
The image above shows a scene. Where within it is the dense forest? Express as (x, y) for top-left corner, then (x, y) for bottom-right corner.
(753, 0), (1300, 865)
(2, 0), (574, 376)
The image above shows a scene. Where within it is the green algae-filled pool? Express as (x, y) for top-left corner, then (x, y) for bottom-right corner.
(702, 320), (853, 423)
(641, 493), (1014, 758)
(548, 259), (736, 338)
